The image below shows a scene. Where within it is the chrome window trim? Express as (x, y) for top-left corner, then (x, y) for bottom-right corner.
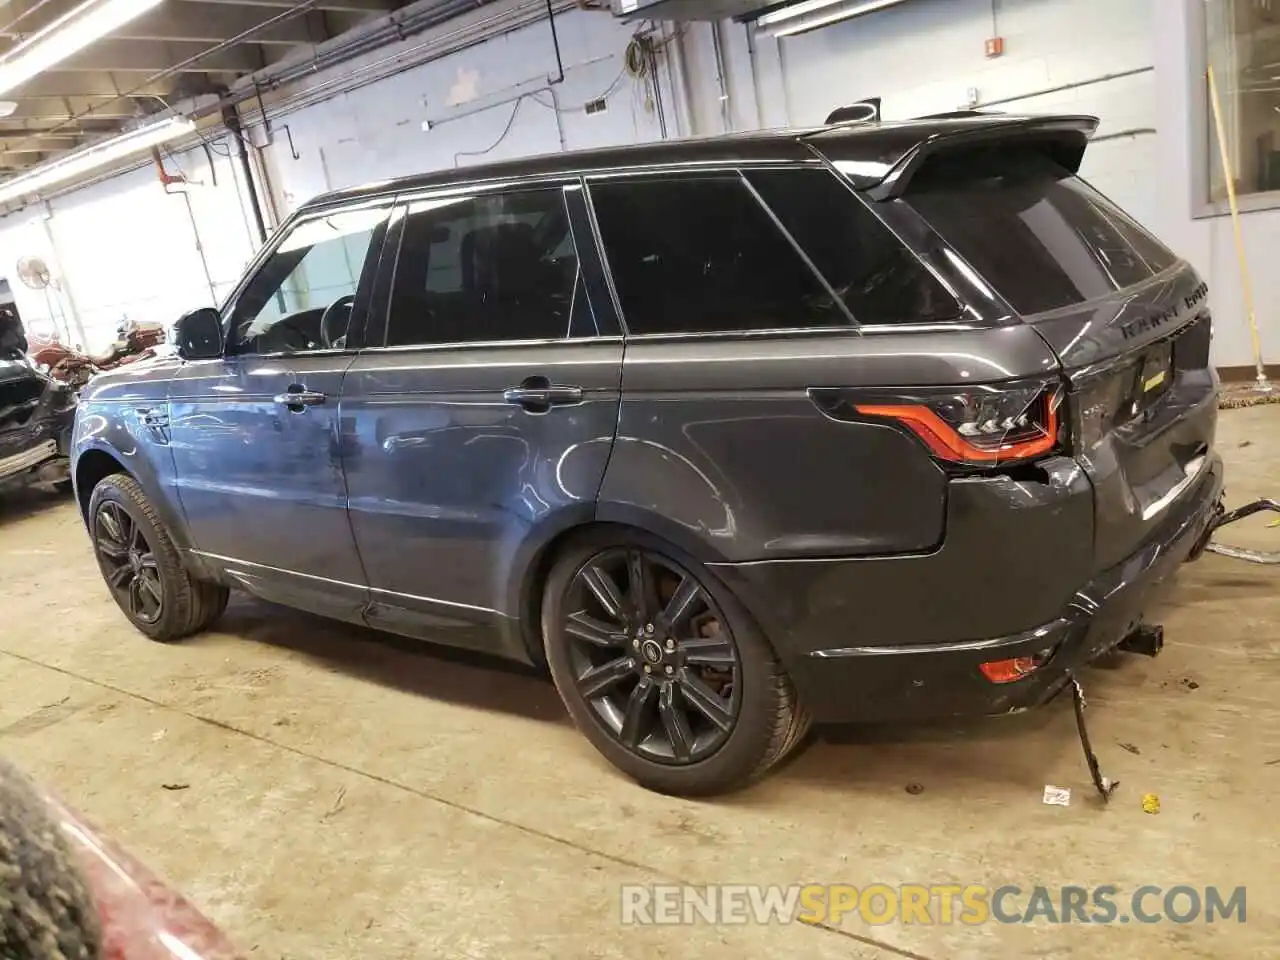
(216, 347), (364, 361)
(385, 159), (825, 207)
(358, 335), (624, 354)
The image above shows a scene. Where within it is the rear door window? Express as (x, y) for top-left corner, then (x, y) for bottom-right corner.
(746, 168), (959, 325)
(386, 188), (594, 347)
(905, 145), (1177, 315)
(588, 175), (848, 336)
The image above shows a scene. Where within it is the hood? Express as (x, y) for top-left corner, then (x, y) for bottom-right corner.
(78, 352), (180, 403)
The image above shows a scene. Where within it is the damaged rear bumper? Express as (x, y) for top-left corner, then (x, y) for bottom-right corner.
(0, 408), (74, 488)
(722, 452), (1225, 724)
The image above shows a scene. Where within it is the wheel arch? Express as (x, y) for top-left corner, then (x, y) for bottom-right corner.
(512, 506), (740, 667)
(74, 441), (214, 580)
(73, 447), (129, 526)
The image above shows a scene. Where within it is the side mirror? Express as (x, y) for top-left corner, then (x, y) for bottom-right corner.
(173, 307), (223, 361)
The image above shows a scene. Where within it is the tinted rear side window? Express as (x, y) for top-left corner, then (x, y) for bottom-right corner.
(746, 169), (959, 325)
(387, 188), (594, 347)
(905, 146), (1177, 315)
(589, 176), (849, 335)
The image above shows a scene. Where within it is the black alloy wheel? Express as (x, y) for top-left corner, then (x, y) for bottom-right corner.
(562, 547), (743, 764)
(93, 500), (164, 625)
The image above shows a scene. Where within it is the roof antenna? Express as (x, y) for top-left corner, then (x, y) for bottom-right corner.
(825, 98), (881, 125)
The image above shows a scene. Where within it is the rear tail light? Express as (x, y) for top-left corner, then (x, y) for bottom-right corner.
(855, 379), (1063, 467)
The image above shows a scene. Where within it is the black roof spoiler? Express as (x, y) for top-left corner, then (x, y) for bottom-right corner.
(802, 114), (1100, 200)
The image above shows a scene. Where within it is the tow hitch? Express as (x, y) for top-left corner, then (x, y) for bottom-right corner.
(1117, 623), (1164, 657)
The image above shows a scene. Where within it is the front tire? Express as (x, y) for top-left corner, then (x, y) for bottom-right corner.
(88, 473), (229, 641)
(541, 529), (809, 796)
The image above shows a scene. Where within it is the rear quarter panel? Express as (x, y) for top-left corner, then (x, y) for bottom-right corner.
(600, 326), (1060, 563)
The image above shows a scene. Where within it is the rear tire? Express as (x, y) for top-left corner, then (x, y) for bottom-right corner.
(541, 528), (809, 796)
(88, 473), (229, 642)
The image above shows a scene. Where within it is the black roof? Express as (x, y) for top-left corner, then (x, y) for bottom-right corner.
(301, 112), (1100, 211)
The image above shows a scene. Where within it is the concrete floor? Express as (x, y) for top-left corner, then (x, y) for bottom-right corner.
(0, 407), (1278, 959)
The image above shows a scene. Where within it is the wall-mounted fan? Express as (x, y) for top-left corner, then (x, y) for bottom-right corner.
(14, 254), (74, 348)
(16, 255), (51, 290)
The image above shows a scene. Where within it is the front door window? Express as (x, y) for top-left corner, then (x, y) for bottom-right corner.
(228, 207), (387, 354)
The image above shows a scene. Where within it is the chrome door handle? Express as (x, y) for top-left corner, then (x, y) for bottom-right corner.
(503, 378), (584, 412)
(274, 386), (326, 409)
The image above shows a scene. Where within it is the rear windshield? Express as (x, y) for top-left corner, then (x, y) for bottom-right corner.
(905, 146), (1177, 315)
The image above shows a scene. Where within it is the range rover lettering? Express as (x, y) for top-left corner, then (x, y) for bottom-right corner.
(72, 113), (1224, 796)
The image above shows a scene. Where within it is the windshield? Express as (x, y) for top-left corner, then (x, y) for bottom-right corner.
(905, 146), (1176, 315)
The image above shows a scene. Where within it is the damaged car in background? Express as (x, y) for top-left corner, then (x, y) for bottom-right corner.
(0, 304), (77, 493)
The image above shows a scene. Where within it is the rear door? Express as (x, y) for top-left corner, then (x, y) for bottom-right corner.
(903, 145), (1216, 568)
(341, 181), (622, 657)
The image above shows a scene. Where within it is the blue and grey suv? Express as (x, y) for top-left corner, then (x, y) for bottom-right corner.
(72, 112), (1224, 795)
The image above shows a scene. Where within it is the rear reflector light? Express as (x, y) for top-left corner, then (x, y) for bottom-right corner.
(979, 644), (1056, 683)
(979, 657), (1042, 683)
(856, 380), (1062, 467)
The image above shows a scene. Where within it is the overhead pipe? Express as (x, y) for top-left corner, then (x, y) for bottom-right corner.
(219, 96), (269, 245)
(664, 22), (695, 138)
(743, 23), (764, 129)
(37, 207), (88, 350)
(972, 66), (1154, 109)
(545, 0), (565, 85)
(151, 149), (219, 303)
(710, 22), (731, 132)
(151, 148), (184, 189)
(204, 0), (579, 128)
(7, 0), (581, 204)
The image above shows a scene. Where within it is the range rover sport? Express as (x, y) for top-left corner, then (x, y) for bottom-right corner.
(72, 112), (1224, 795)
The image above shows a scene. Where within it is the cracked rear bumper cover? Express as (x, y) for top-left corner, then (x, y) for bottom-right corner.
(728, 453), (1225, 724)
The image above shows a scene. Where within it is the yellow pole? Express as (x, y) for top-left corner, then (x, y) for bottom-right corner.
(1207, 64), (1270, 389)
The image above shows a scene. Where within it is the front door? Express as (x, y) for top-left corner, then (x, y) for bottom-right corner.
(168, 202), (391, 623)
(342, 183), (623, 658)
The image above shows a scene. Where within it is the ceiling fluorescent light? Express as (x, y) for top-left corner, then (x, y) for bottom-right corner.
(0, 0), (164, 96)
(0, 116), (195, 206)
(759, 0), (908, 34)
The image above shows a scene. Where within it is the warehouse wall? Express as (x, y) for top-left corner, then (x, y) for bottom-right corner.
(0, 142), (258, 353)
(682, 0), (1159, 238)
(1151, 0), (1280, 375)
(257, 7), (670, 215)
